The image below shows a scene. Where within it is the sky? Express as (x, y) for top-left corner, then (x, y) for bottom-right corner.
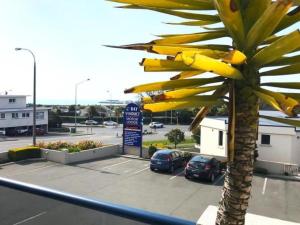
(0, 1), (299, 105)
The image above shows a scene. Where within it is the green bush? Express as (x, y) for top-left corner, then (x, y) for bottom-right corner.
(181, 151), (193, 162)
(8, 146), (41, 161)
(148, 145), (157, 157)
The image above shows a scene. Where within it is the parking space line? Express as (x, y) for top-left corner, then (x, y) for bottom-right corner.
(13, 211), (46, 225)
(8, 164), (57, 177)
(101, 160), (131, 169)
(213, 174), (225, 185)
(169, 170), (184, 180)
(262, 178), (268, 195)
(133, 167), (149, 175)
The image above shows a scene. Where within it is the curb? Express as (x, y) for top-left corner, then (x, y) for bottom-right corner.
(118, 154), (150, 161)
(0, 158), (47, 167)
(266, 174), (300, 182)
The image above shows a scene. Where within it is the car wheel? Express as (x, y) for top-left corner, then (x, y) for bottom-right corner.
(210, 173), (215, 183)
(150, 167), (154, 171)
(185, 174), (190, 179)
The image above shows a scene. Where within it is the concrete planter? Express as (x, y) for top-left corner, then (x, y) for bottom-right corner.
(41, 145), (120, 164)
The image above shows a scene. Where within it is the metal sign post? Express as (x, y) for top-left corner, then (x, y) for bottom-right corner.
(122, 103), (143, 157)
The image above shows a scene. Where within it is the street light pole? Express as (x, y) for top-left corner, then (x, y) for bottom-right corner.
(107, 90), (112, 121)
(75, 78), (90, 132)
(15, 48), (37, 146)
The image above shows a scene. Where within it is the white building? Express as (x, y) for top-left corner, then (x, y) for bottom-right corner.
(197, 111), (300, 174)
(0, 95), (48, 135)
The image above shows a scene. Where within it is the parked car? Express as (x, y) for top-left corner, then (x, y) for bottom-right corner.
(185, 155), (220, 182)
(16, 128), (29, 135)
(28, 127), (46, 136)
(150, 149), (185, 173)
(85, 120), (98, 125)
(149, 122), (164, 129)
(103, 121), (118, 126)
(0, 128), (5, 136)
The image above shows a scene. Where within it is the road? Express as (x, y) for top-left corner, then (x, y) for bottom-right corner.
(0, 125), (191, 153)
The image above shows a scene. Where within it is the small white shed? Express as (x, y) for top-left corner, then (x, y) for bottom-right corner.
(197, 111), (300, 174)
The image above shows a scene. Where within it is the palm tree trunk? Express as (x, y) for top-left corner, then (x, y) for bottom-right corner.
(216, 67), (259, 225)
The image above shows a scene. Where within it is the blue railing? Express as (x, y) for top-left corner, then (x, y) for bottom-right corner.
(0, 177), (196, 225)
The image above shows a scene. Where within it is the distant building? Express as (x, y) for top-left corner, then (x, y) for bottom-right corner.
(0, 95), (49, 135)
(197, 111), (300, 175)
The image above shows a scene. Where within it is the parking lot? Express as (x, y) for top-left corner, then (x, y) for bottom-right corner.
(0, 156), (300, 224)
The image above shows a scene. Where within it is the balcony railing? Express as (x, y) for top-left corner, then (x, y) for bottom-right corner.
(0, 177), (196, 225)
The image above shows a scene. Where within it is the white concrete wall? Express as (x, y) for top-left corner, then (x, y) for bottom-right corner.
(291, 132), (300, 165)
(0, 96), (26, 109)
(0, 109), (48, 128)
(41, 145), (120, 164)
(257, 126), (296, 164)
(199, 118), (227, 157)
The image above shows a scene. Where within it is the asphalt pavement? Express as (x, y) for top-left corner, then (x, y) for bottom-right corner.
(0, 185), (149, 225)
(0, 157), (299, 223)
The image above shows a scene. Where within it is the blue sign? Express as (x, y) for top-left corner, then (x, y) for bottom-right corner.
(123, 103), (143, 155)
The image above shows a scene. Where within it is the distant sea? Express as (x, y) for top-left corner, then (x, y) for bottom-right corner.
(34, 99), (127, 105)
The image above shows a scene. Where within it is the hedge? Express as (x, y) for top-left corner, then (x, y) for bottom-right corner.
(8, 146), (41, 161)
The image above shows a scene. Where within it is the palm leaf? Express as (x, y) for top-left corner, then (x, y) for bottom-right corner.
(143, 96), (222, 112)
(189, 85), (229, 132)
(261, 81), (300, 89)
(109, 0), (214, 10)
(245, 0), (292, 52)
(260, 63), (300, 76)
(182, 53), (244, 79)
(264, 55), (300, 67)
(251, 30), (300, 67)
(143, 85), (220, 103)
(166, 20), (218, 26)
(275, 6), (300, 33)
(213, 0), (245, 49)
(141, 58), (196, 71)
(240, 0), (271, 33)
(170, 71), (204, 80)
(124, 77), (224, 93)
(152, 31), (228, 45)
(228, 81), (236, 162)
(257, 88), (300, 116)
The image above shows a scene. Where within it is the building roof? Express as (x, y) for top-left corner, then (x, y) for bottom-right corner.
(0, 107), (50, 113)
(210, 110), (300, 128)
(0, 95), (28, 98)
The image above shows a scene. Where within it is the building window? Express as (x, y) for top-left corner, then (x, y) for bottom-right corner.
(22, 112), (30, 118)
(0, 113), (5, 119)
(36, 112), (44, 120)
(9, 98), (16, 103)
(261, 134), (271, 145)
(218, 131), (223, 146)
(12, 113), (18, 119)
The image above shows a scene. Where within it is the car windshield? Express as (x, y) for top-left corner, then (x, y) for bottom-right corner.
(153, 153), (169, 160)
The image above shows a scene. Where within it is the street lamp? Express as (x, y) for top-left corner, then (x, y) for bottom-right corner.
(106, 90), (112, 121)
(75, 78), (90, 132)
(15, 48), (37, 146)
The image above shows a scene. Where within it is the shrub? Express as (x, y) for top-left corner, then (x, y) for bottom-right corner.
(37, 140), (103, 153)
(181, 151), (193, 162)
(148, 145), (157, 157)
(8, 146), (41, 161)
(165, 128), (185, 149)
(76, 140), (103, 150)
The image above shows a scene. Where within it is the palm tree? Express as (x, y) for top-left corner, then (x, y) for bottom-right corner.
(108, 0), (300, 224)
